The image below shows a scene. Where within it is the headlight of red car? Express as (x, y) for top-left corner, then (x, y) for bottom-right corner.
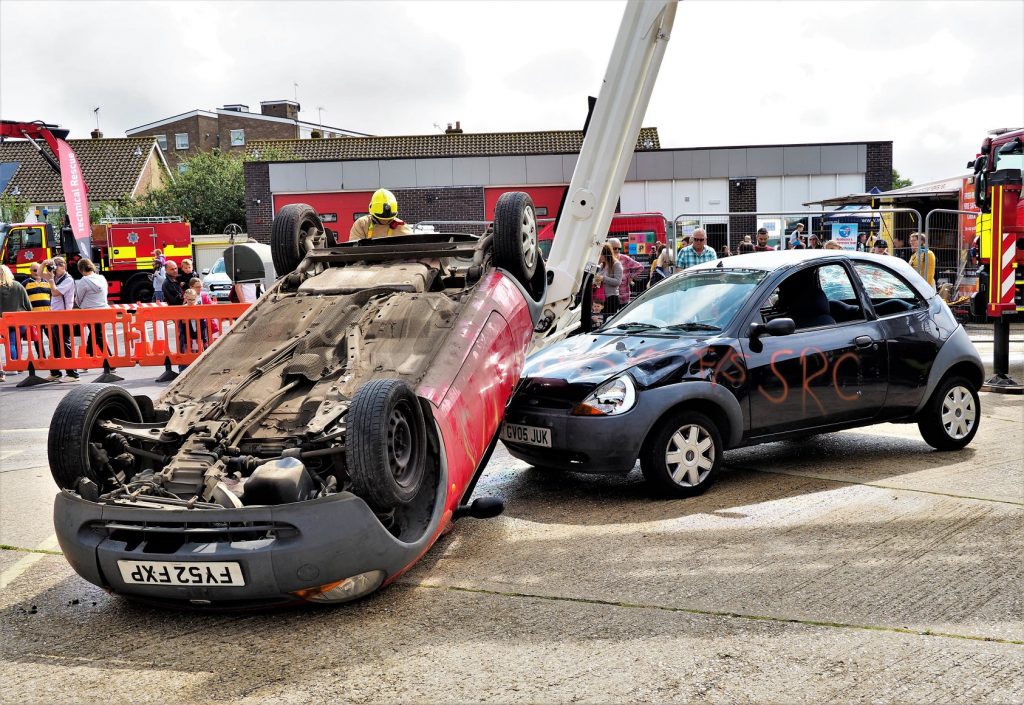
(572, 374), (637, 416)
(293, 569), (386, 603)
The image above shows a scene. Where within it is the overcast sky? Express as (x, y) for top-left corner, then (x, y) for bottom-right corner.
(2, 0), (1021, 185)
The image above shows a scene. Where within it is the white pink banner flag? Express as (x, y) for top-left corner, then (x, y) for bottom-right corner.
(56, 138), (91, 242)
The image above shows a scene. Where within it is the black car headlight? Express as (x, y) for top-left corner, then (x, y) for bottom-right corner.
(572, 375), (637, 416)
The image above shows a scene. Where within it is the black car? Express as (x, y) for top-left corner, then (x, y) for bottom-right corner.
(502, 250), (984, 496)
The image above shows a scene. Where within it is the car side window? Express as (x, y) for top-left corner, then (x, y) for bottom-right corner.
(817, 264), (864, 323)
(759, 264), (860, 330)
(853, 262), (924, 317)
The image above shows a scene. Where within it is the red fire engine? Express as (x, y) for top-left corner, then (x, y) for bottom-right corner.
(969, 127), (1023, 392)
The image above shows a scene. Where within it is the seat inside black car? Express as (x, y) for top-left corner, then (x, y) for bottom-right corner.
(763, 263), (867, 329)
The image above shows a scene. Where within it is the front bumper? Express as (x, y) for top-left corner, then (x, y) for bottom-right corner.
(501, 401), (661, 474)
(54, 490), (430, 607)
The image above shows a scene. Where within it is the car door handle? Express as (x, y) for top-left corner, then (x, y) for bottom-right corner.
(854, 335), (876, 349)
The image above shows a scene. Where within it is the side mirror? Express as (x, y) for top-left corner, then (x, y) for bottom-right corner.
(201, 268), (210, 275)
(748, 317), (795, 343)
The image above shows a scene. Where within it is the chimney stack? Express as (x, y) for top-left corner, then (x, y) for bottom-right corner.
(445, 121), (463, 134)
(91, 129), (103, 139)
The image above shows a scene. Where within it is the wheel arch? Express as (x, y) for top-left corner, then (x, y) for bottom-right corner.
(914, 325), (985, 414)
(637, 382), (744, 453)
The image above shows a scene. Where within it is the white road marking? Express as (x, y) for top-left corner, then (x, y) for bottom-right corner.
(0, 535), (61, 590)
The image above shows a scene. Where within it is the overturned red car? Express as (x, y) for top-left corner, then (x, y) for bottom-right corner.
(49, 194), (545, 606)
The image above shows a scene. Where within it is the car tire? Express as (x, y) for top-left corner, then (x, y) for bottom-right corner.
(917, 376), (980, 451)
(47, 384), (143, 490)
(641, 410), (722, 498)
(272, 203), (323, 276)
(123, 273), (155, 303)
(493, 191), (539, 286)
(346, 378), (427, 509)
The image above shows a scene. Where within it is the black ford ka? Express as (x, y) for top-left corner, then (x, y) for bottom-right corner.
(502, 250), (984, 496)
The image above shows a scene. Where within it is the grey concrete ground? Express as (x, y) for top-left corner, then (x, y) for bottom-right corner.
(1, 340), (1022, 704)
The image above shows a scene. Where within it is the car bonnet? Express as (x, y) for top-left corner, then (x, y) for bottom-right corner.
(523, 330), (718, 387)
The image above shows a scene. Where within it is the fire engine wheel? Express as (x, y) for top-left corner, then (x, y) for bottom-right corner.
(493, 191), (539, 286)
(272, 203), (323, 275)
(346, 378), (427, 510)
(47, 384), (143, 492)
(122, 273), (155, 304)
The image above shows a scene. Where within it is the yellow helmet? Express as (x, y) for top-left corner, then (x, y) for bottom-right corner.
(369, 189), (398, 222)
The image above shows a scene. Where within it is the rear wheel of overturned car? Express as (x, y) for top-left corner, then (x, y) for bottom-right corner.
(493, 191), (539, 286)
(346, 378), (427, 509)
(47, 384), (143, 491)
(641, 410), (723, 498)
(271, 203), (324, 276)
(917, 376), (980, 451)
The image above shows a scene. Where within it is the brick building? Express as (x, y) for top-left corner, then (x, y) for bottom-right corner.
(241, 129), (892, 250)
(126, 101), (369, 171)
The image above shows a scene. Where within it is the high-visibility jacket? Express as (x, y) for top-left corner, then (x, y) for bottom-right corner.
(349, 215), (413, 241)
(908, 248), (936, 290)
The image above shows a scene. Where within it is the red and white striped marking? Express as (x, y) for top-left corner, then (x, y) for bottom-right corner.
(999, 232), (1016, 305)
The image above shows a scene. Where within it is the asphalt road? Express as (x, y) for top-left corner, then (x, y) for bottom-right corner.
(1, 348), (1022, 703)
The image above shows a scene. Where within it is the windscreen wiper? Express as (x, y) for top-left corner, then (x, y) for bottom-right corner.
(663, 322), (722, 332)
(602, 321), (661, 332)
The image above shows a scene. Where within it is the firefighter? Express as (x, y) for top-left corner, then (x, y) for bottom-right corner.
(349, 189), (413, 241)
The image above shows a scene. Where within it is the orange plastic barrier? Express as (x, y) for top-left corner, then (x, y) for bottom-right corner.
(1, 308), (134, 374)
(0, 303), (251, 381)
(131, 303), (251, 368)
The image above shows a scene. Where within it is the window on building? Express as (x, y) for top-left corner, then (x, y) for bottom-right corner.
(230, 129), (245, 147)
(178, 163), (189, 174)
(175, 133), (189, 150)
(155, 135), (168, 151)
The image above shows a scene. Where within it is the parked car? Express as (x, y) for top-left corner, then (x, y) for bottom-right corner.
(201, 257), (233, 301)
(48, 194), (545, 607)
(202, 243), (278, 302)
(502, 250), (984, 496)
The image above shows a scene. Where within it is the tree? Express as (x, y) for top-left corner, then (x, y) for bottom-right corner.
(126, 150), (247, 234)
(892, 168), (913, 190)
(0, 192), (31, 222)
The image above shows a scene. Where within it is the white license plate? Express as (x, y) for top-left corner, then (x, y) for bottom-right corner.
(502, 422), (552, 448)
(117, 560), (245, 587)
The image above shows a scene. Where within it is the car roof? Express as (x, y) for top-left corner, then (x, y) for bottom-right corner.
(685, 249), (936, 299)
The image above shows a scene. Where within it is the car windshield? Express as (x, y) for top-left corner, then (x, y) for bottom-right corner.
(602, 268), (767, 333)
(211, 258), (225, 275)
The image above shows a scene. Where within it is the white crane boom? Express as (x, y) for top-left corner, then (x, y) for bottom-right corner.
(533, 0), (677, 349)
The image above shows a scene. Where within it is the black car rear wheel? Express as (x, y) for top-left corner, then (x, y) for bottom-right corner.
(47, 384), (143, 491)
(493, 191), (539, 286)
(918, 376), (980, 451)
(641, 410), (722, 498)
(346, 378), (427, 509)
(271, 203), (323, 275)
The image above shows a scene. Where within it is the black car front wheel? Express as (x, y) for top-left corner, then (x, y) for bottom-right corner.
(641, 410), (722, 497)
(917, 376), (980, 451)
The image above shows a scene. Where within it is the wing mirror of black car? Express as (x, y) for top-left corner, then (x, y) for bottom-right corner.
(748, 317), (796, 344)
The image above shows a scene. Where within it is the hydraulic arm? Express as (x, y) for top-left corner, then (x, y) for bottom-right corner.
(534, 0), (677, 348)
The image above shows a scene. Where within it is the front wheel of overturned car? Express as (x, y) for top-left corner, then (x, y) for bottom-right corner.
(640, 410), (723, 498)
(346, 378), (427, 509)
(493, 191), (539, 287)
(917, 376), (980, 451)
(47, 384), (143, 491)
(271, 203), (324, 276)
